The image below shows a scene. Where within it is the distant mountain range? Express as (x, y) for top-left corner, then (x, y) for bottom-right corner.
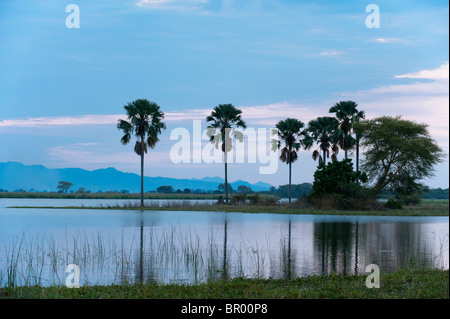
(0, 162), (272, 193)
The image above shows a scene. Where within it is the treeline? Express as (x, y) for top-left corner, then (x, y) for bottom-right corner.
(0, 185), (448, 200)
(379, 188), (449, 200)
(422, 188), (449, 199)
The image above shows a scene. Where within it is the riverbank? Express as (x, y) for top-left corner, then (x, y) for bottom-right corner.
(0, 268), (447, 299)
(9, 201), (449, 216)
(0, 192), (221, 200)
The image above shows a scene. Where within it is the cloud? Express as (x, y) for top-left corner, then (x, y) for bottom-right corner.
(136, 0), (208, 11)
(0, 110), (210, 127)
(395, 62), (449, 81)
(339, 62), (449, 153)
(47, 143), (168, 166)
(319, 50), (342, 57)
(0, 115), (121, 127)
(373, 38), (404, 44)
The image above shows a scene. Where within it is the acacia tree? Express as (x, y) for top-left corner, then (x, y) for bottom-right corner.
(117, 99), (166, 207)
(57, 181), (73, 193)
(354, 116), (444, 196)
(271, 118), (311, 203)
(206, 104), (247, 204)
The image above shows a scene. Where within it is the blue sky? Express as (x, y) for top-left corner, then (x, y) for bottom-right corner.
(0, 0), (448, 189)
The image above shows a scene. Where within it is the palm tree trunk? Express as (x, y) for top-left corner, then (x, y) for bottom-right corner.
(344, 131), (348, 159)
(356, 134), (360, 183)
(140, 136), (144, 207)
(323, 149), (327, 166)
(288, 160), (292, 204)
(224, 152), (228, 204)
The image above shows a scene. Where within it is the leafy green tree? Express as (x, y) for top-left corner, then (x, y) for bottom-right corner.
(156, 185), (174, 193)
(117, 99), (166, 207)
(206, 104), (247, 204)
(271, 118), (311, 203)
(218, 183), (234, 194)
(237, 185), (252, 194)
(354, 116), (444, 196)
(57, 181), (73, 193)
(310, 159), (367, 196)
(307, 116), (341, 165)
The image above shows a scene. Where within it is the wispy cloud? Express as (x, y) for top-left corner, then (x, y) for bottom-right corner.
(136, 0), (208, 11)
(0, 110), (210, 127)
(373, 38), (404, 44)
(339, 62), (449, 152)
(319, 50), (342, 57)
(47, 143), (168, 166)
(0, 115), (121, 127)
(395, 62), (449, 81)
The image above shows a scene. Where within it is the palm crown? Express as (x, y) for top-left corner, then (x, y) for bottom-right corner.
(307, 116), (341, 164)
(117, 99), (166, 153)
(272, 118), (310, 164)
(206, 104), (247, 153)
(329, 100), (365, 157)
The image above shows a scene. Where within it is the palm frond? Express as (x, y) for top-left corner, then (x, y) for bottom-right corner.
(312, 150), (319, 161)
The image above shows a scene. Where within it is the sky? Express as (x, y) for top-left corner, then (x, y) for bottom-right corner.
(0, 0), (448, 189)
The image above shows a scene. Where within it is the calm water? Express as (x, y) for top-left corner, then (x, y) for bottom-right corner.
(0, 198), (448, 287)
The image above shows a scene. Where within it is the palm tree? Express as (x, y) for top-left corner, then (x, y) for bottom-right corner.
(307, 116), (341, 166)
(271, 118), (310, 204)
(117, 99), (166, 207)
(329, 101), (365, 160)
(206, 104), (246, 204)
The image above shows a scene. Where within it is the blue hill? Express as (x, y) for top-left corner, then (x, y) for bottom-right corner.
(0, 162), (272, 193)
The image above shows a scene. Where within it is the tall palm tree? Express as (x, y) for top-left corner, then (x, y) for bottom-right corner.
(206, 104), (246, 204)
(117, 99), (166, 207)
(307, 116), (341, 166)
(329, 100), (365, 160)
(271, 118), (310, 204)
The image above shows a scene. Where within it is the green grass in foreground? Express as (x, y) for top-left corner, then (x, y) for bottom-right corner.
(1, 268), (447, 299)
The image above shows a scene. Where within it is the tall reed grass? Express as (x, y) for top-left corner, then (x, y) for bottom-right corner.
(0, 226), (282, 288)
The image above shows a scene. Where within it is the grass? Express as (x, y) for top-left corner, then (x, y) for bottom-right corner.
(0, 268), (447, 299)
(9, 200), (449, 216)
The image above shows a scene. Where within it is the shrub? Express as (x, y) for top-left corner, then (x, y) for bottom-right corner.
(308, 159), (377, 210)
(246, 194), (279, 206)
(384, 198), (403, 209)
(309, 193), (382, 210)
(230, 194), (247, 205)
(396, 193), (422, 206)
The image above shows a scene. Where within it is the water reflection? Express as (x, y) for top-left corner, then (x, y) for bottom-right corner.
(125, 213), (448, 286)
(311, 222), (443, 277)
(0, 202), (447, 287)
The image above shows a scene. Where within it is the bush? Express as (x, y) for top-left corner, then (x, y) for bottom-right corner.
(309, 193), (382, 210)
(246, 194), (279, 206)
(384, 198), (403, 209)
(396, 193), (422, 206)
(230, 194), (247, 205)
(310, 159), (367, 197)
(307, 159), (379, 210)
